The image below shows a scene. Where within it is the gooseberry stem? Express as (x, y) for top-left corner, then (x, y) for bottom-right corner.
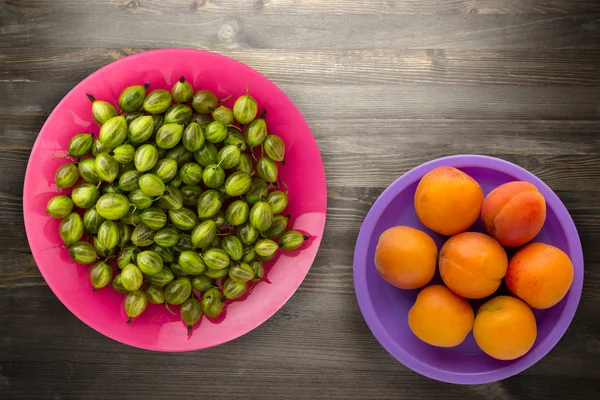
(165, 303), (177, 316)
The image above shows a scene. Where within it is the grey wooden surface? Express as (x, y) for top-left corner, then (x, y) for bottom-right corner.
(1, 0), (600, 398)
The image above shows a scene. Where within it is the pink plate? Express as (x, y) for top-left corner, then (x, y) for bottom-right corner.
(23, 49), (327, 352)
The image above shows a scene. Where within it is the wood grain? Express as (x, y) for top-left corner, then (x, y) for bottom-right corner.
(0, 284), (598, 399)
(1, 11), (600, 50)
(3, 48), (600, 86)
(2, 0), (600, 398)
(5, 0), (600, 16)
(2, 82), (600, 122)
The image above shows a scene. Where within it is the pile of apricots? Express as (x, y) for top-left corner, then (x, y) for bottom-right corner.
(374, 166), (574, 361)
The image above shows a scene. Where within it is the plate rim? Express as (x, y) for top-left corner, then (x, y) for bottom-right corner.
(352, 154), (584, 384)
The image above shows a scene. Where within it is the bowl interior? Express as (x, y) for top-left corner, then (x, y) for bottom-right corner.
(23, 49), (327, 351)
(355, 155), (583, 384)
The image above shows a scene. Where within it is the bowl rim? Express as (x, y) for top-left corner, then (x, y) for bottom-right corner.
(353, 154), (584, 384)
(22, 48), (327, 352)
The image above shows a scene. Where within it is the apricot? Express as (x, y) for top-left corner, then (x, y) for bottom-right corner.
(408, 285), (474, 347)
(414, 166), (483, 236)
(374, 226), (437, 289)
(473, 296), (537, 360)
(439, 232), (508, 299)
(481, 181), (546, 247)
(506, 242), (574, 309)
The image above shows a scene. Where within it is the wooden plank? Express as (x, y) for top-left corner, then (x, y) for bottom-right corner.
(4, 118), (600, 190)
(3, 226), (600, 289)
(310, 118), (600, 153)
(0, 285), (598, 400)
(4, 183), (600, 281)
(1, 11), (600, 50)
(1, 82), (600, 122)
(322, 152), (600, 190)
(4, 215), (600, 285)
(5, 116), (600, 153)
(4, 176), (600, 261)
(190, 0), (600, 15)
(3, 48), (600, 86)
(4, 0), (600, 16)
(6, 118), (600, 194)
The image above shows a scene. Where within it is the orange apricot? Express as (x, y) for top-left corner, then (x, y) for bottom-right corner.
(473, 296), (537, 360)
(374, 226), (437, 289)
(408, 285), (474, 347)
(505, 242), (574, 309)
(439, 232), (508, 299)
(481, 181), (546, 247)
(414, 166), (483, 236)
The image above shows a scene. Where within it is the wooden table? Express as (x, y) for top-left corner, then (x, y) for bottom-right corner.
(1, 1), (599, 398)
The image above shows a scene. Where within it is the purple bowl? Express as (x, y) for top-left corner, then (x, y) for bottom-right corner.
(353, 155), (584, 384)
